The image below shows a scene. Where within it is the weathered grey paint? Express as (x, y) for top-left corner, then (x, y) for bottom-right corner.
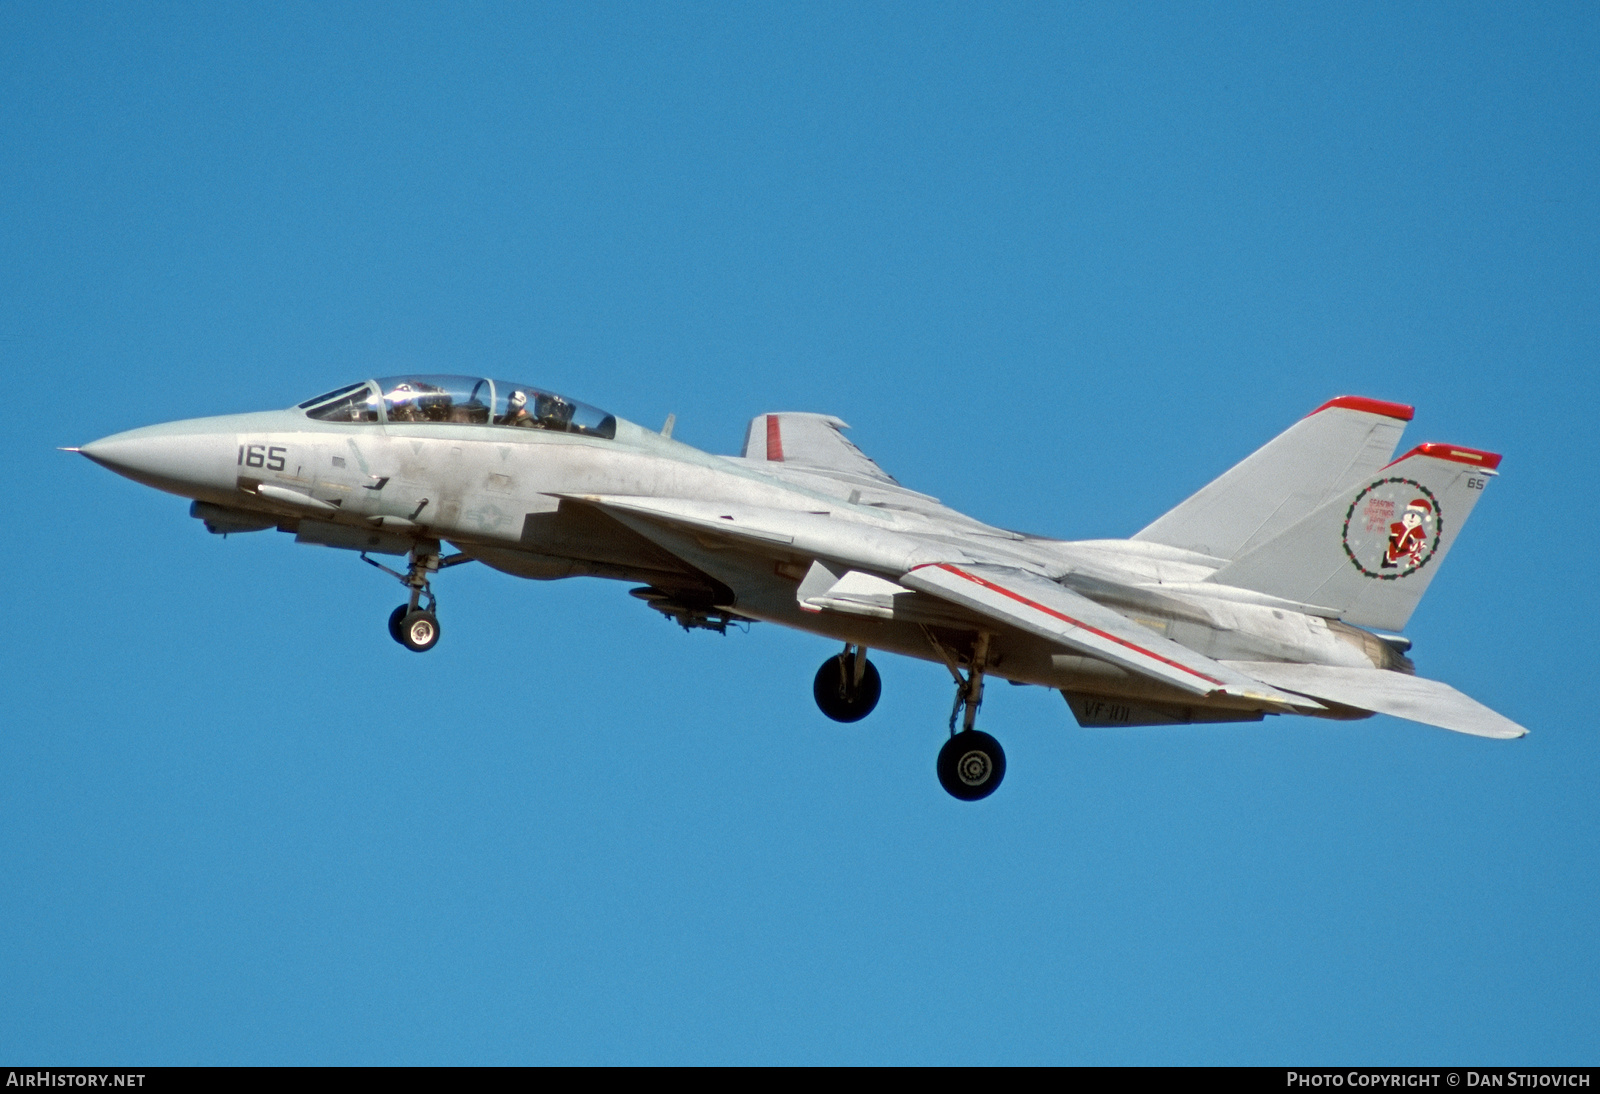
(77, 385), (1523, 739)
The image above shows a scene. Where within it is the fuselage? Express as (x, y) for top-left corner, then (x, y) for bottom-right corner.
(80, 382), (1399, 718)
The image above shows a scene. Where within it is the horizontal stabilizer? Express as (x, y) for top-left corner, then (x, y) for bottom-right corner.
(1222, 661), (1526, 739)
(902, 562), (1322, 710)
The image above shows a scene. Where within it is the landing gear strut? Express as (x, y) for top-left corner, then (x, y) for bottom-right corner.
(363, 540), (472, 653)
(924, 628), (1006, 801)
(814, 644), (882, 722)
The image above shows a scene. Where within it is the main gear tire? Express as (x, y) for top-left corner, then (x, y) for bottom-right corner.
(937, 730), (1006, 801)
(813, 653), (882, 723)
(388, 604), (409, 645)
(398, 609), (441, 653)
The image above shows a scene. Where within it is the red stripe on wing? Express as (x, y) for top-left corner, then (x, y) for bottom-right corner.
(917, 564), (1225, 687)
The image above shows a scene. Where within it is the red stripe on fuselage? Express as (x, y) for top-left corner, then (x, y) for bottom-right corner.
(766, 414), (784, 461)
(918, 564), (1225, 686)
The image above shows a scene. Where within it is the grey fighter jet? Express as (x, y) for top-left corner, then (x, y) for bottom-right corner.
(76, 378), (1523, 800)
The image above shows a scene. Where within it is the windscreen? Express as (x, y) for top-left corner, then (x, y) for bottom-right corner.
(302, 382), (382, 423)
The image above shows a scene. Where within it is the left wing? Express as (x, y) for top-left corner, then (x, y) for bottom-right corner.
(901, 563), (1321, 710)
(740, 412), (899, 485)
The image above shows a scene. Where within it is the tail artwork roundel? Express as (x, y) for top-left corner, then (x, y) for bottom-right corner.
(1342, 478), (1443, 579)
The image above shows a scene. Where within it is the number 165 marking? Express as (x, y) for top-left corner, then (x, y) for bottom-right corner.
(238, 444), (287, 472)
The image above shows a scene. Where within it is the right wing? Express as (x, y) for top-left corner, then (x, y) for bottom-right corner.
(556, 494), (959, 577)
(900, 562), (1322, 711)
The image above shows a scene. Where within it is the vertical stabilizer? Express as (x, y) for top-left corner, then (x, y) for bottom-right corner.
(1134, 396), (1412, 560)
(1207, 443), (1502, 631)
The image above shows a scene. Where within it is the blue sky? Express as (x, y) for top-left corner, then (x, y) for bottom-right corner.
(3, 1), (1596, 1064)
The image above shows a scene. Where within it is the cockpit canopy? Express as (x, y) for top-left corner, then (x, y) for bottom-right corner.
(296, 376), (617, 439)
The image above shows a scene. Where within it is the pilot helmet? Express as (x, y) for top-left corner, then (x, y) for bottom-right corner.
(508, 390), (527, 410)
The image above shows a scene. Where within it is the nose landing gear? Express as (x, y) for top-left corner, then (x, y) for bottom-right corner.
(813, 644), (882, 722)
(390, 603), (440, 652)
(363, 540), (472, 652)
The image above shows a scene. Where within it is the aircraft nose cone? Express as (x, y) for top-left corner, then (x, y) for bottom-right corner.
(79, 432), (148, 474)
(79, 424), (236, 498)
(80, 429), (172, 479)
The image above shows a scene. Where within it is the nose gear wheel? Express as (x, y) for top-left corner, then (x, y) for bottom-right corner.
(398, 609), (440, 652)
(363, 541), (472, 652)
(388, 604), (409, 644)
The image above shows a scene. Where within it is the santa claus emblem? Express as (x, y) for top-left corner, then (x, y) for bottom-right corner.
(1341, 478), (1443, 579)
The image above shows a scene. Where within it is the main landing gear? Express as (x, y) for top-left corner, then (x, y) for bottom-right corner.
(926, 628), (1006, 801)
(813, 645), (882, 722)
(363, 540), (473, 653)
(811, 631), (1009, 801)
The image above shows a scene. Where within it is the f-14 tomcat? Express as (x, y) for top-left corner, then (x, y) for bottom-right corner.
(75, 377), (1524, 800)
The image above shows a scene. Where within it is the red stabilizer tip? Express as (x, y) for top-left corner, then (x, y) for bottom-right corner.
(1388, 442), (1503, 470)
(1309, 395), (1415, 421)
